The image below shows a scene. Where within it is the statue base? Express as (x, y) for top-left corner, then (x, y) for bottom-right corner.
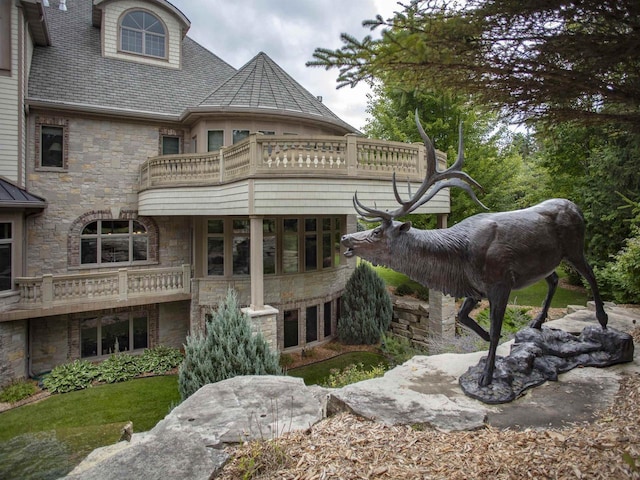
(459, 325), (634, 404)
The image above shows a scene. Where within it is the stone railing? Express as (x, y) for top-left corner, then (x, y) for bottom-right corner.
(139, 134), (441, 190)
(15, 264), (191, 309)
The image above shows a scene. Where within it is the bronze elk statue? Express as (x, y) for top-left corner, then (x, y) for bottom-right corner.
(341, 113), (609, 387)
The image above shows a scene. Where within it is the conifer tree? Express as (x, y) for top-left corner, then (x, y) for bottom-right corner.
(178, 288), (281, 401)
(338, 262), (393, 344)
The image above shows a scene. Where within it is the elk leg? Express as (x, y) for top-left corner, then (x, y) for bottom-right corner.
(457, 297), (490, 341)
(568, 257), (609, 329)
(529, 272), (559, 329)
(479, 289), (509, 387)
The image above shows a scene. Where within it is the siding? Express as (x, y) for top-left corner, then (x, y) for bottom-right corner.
(137, 177), (451, 216)
(0, 2), (18, 182)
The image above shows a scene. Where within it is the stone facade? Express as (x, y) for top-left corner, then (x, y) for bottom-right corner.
(0, 320), (27, 387)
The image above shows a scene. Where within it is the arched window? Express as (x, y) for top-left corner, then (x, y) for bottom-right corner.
(81, 219), (149, 265)
(120, 10), (166, 58)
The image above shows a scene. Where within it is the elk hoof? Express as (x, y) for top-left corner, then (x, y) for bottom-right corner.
(478, 372), (492, 387)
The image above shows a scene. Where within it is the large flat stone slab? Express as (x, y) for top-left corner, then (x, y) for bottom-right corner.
(153, 375), (325, 446)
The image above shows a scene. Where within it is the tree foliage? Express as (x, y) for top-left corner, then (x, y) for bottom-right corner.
(338, 262), (393, 345)
(363, 85), (530, 224)
(309, 0), (640, 129)
(178, 289), (281, 401)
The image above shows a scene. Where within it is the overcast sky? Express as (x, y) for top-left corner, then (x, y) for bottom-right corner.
(176, 1), (400, 131)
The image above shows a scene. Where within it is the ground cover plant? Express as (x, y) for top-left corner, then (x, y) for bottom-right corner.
(287, 351), (388, 386)
(42, 345), (183, 394)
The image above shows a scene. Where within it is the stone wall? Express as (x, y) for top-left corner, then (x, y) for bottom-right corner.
(390, 292), (456, 349)
(0, 319), (27, 386)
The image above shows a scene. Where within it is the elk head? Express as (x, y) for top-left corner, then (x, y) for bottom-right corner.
(341, 111), (486, 264)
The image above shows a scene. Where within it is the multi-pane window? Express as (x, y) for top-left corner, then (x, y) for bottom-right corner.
(205, 217), (342, 277)
(41, 126), (64, 168)
(0, 223), (12, 291)
(120, 10), (166, 58)
(161, 136), (180, 155)
(232, 129), (249, 144)
(81, 312), (148, 358)
(81, 220), (148, 265)
(208, 130), (224, 151)
(207, 219), (224, 276)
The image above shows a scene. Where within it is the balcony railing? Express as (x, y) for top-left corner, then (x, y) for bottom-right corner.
(14, 264), (191, 309)
(139, 134), (440, 190)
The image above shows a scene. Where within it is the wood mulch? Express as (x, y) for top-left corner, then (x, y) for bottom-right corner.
(218, 329), (640, 480)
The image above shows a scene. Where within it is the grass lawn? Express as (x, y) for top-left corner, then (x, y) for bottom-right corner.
(287, 351), (388, 386)
(0, 375), (180, 480)
(374, 265), (589, 308)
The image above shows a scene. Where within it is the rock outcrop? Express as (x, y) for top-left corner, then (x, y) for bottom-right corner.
(65, 304), (640, 480)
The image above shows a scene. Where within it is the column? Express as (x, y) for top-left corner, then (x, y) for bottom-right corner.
(249, 215), (264, 310)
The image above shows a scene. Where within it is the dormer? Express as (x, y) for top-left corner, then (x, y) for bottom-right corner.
(92, 0), (190, 69)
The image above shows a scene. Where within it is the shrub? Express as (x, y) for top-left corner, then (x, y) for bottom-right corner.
(97, 353), (143, 384)
(394, 283), (415, 296)
(338, 262), (393, 345)
(415, 285), (429, 301)
(138, 345), (183, 374)
(597, 227), (640, 304)
(380, 333), (426, 365)
(0, 379), (38, 403)
(43, 360), (99, 394)
(178, 288), (282, 401)
(476, 305), (532, 335)
(321, 363), (386, 388)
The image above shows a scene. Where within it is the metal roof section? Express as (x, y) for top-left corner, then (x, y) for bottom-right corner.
(0, 177), (47, 210)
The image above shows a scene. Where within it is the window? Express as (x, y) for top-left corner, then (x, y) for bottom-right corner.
(207, 219), (224, 275)
(305, 219), (317, 271)
(81, 312), (148, 357)
(284, 309), (299, 348)
(232, 129), (249, 144)
(41, 126), (64, 168)
(283, 219), (298, 273)
(306, 305), (318, 343)
(232, 219), (250, 275)
(0, 0), (10, 74)
(81, 220), (148, 265)
(263, 219), (276, 275)
(324, 301), (332, 337)
(162, 136), (180, 155)
(120, 10), (166, 58)
(0, 222), (12, 291)
(208, 130), (224, 151)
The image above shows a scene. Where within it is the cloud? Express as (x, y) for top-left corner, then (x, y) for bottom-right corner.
(177, 0), (399, 130)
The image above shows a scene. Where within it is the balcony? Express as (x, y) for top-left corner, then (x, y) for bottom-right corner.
(1, 265), (192, 321)
(139, 134), (438, 189)
(137, 134), (449, 217)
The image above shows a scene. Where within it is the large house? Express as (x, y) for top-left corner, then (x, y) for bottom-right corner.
(0, 0), (452, 384)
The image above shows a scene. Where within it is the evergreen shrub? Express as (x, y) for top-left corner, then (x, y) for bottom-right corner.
(178, 288), (282, 401)
(338, 262), (393, 344)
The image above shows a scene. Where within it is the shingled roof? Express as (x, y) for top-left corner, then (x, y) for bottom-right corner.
(26, 0), (355, 132)
(199, 52), (351, 127)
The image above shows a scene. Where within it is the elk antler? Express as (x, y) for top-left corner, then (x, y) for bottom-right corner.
(353, 111), (487, 222)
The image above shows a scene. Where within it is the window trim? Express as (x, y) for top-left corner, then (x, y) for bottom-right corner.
(35, 116), (69, 171)
(0, 0), (10, 74)
(68, 212), (158, 269)
(0, 221), (14, 293)
(118, 9), (168, 60)
(80, 310), (149, 358)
